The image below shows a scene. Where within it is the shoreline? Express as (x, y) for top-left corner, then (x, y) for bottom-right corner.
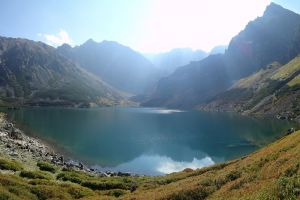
(0, 113), (134, 177)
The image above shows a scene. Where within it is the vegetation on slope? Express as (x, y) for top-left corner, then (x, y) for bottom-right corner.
(144, 3), (300, 108)
(0, 37), (126, 107)
(200, 56), (300, 122)
(0, 130), (299, 199)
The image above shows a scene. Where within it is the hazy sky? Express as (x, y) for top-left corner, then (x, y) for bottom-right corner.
(0, 0), (299, 53)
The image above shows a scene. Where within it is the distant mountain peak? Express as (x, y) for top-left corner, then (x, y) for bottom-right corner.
(82, 38), (97, 47)
(264, 2), (293, 17)
(59, 43), (72, 49)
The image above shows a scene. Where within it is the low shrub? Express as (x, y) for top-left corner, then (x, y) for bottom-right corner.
(37, 161), (57, 173)
(62, 183), (94, 199)
(276, 175), (300, 200)
(284, 164), (299, 177)
(30, 185), (72, 200)
(225, 170), (241, 182)
(81, 180), (129, 191)
(165, 187), (211, 200)
(0, 158), (23, 171)
(107, 189), (127, 197)
(57, 171), (93, 184)
(0, 187), (22, 200)
(20, 171), (52, 180)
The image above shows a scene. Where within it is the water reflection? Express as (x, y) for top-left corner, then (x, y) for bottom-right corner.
(93, 154), (215, 175)
(5, 107), (296, 175)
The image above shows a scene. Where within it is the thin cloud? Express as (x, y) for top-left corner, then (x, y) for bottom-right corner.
(39, 29), (73, 47)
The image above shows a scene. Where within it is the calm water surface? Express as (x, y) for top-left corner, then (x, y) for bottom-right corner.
(5, 107), (295, 175)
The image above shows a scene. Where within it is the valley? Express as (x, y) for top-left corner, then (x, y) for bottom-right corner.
(0, 2), (299, 200)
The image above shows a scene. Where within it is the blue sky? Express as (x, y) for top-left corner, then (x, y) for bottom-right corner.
(0, 0), (299, 53)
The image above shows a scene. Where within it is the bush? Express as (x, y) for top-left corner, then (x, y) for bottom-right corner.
(0, 188), (21, 200)
(276, 176), (300, 200)
(30, 185), (72, 200)
(81, 180), (128, 191)
(225, 170), (241, 182)
(56, 171), (90, 184)
(37, 161), (57, 173)
(107, 189), (127, 197)
(62, 184), (94, 199)
(20, 171), (52, 180)
(165, 187), (210, 200)
(284, 164), (299, 177)
(0, 158), (23, 171)
(28, 179), (56, 186)
(6, 185), (38, 200)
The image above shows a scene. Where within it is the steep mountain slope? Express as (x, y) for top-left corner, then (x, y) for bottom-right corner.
(145, 48), (207, 76)
(209, 45), (227, 55)
(0, 37), (125, 107)
(200, 56), (300, 122)
(58, 40), (157, 95)
(143, 3), (300, 108)
(143, 55), (230, 108)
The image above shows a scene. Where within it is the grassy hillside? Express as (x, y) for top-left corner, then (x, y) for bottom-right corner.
(200, 56), (300, 122)
(0, 129), (299, 199)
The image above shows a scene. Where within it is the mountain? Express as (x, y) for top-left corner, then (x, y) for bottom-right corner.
(209, 45), (227, 55)
(200, 56), (300, 122)
(58, 40), (156, 95)
(0, 37), (125, 107)
(143, 3), (300, 108)
(145, 48), (207, 76)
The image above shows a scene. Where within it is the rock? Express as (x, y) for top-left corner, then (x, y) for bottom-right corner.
(10, 152), (18, 157)
(79, 162), (84, 170)
(59, 156), (64, 163)
(117, 172), (131, 177)
(9, 128), (23, 140)
(286, 128), (295, 135)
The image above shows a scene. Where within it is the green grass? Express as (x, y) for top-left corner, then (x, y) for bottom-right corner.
(272, 56), (300, 80)
(0, 131), (299, 199)
(0, 158), (23, 171)
(288, 74), (300, 87)
(20, 170), (52, 180)
(37, 161), (57, 173)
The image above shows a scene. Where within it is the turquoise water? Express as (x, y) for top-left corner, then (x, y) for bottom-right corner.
(5, 107), (294, 175)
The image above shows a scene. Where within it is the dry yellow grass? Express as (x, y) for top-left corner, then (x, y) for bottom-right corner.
(0, 129), (299, 199)
(288, 74), (300, 87)
(272, 56), (300, 80)
(122, 131), (300, 200)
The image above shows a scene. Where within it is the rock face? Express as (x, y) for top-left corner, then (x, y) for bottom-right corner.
(145, 48), (208, 76)
(199, 56), (300, 120)
(0, 37), (125, 106)
(143, 3), (300, 108)
(58, 40), (157, 95)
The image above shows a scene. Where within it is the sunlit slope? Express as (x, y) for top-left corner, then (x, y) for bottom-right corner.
(143, 3), (300, 108)
(200, 56), (300, 122)
(0, 128), (299, 199)
(123, 130), (300, 199)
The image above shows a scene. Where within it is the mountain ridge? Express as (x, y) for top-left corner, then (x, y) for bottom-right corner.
(0, 36), (127, 107)
(143, 2), (300, 109)
(58, 39), (157, 95)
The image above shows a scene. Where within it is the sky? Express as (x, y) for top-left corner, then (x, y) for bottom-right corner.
(0, 0), (299, 53)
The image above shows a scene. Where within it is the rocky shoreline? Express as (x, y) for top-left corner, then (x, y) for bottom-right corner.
(0, 113), (134, 177)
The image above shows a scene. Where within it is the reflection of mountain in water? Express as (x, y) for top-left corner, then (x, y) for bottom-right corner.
(6, 108), (294, 174)
(93, 155), (214, 175)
